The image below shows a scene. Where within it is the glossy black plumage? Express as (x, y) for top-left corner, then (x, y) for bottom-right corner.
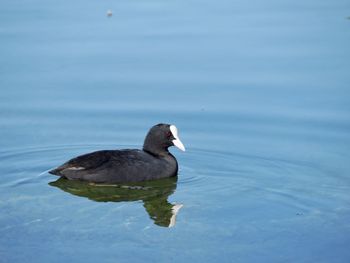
(49, 124), (185, 183)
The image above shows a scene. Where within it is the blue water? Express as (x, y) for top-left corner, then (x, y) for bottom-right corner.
(1, 0), (350, 262)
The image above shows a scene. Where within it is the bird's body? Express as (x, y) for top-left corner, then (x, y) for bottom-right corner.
(49, 124), (185, 183)
(49, 149), (178, 183)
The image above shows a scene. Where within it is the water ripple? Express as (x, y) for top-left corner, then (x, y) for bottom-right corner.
(0, 144), (348, 215)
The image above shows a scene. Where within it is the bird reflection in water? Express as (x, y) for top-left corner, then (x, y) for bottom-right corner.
(49, 176), (183, 227)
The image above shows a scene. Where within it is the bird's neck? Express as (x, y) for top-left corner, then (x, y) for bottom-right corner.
(143, 141), (169, 157)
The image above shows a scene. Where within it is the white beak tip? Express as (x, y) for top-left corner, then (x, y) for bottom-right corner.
(172, 139), (186, 151)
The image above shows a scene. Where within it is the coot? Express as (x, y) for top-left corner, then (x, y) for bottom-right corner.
(49, 123), (185, 183)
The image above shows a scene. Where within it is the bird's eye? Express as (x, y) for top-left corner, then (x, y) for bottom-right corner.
(166, 131), (172, 138)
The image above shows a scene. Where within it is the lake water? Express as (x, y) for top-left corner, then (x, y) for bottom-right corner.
(1, 0), (350, 262)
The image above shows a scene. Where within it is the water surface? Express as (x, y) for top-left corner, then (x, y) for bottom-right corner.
(1, 0), (350, 262)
